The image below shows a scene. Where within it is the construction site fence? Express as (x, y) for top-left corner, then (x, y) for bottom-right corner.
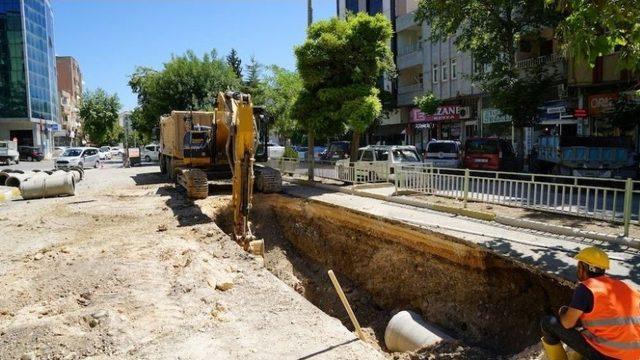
(267, 157), (640, 237)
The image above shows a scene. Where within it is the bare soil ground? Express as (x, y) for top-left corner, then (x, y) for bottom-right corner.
(0, 166), (383, 359)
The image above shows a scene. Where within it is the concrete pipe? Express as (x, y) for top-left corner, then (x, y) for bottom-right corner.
(0, 169), (24, 186)
(5, 172), (36, 188)
(384, 310), (453, 352)
(18, 172), (75, 200)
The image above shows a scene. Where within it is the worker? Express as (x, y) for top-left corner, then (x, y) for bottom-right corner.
(540, 247), (640, 360)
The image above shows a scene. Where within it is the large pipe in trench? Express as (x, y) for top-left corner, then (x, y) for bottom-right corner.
(384, 310), (453, 352)
(6, 172), (75, 199)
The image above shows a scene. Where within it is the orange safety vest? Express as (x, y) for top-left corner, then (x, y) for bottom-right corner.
(579, 275), (640, 360)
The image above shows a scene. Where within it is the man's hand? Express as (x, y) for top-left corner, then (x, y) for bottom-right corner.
(559, 306), (584, 329)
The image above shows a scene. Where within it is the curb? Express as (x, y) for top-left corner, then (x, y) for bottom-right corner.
(495, 216), (640, 250)
(286, 178), (640, 248)
(0, 186), (20, 203)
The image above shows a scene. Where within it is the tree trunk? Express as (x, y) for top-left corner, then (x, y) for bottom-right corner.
(514, 125), (525, 161)
(307, 130), (315, 181)
(351, 131), (360, 161)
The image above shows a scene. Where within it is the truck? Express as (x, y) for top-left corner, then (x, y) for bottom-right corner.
(535, 135), (637, 178)
(0, 140), (19, 165)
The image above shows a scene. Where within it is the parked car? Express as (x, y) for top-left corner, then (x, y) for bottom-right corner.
(142, 144), (160, 162)
(99, 146), (113, 160)
(53, 146), (67, 158)
(55, 147), (100, 170)
(423, 140), (461, 168)
(110, 147), (122, 157)
(463, 138), (520, 172)
(294, 145), (326, 161)
(320, 141), (351, 161)
(18, 146), (44, 161)
(267, 143), (286, 159)
(0, 140), (19, 165)
(336, 145), (422, 181)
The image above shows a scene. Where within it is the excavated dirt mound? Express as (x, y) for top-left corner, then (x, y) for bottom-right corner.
(233, 193), (573, 357)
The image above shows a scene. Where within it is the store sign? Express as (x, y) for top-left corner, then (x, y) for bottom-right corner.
(588, 93), (617, 116)
(574, 108), (588, 118)
(546, 106), (566, 114)
(538, 100), (571, 121)
(482, 108), (512, 124)
(410, 105), (464, 123)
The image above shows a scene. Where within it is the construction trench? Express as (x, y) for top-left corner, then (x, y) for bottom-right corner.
(213, 192), (575, 358)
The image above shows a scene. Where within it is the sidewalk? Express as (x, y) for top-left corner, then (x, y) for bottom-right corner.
(283, 183), (639, 288)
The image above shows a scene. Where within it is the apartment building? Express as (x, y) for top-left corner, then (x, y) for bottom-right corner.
(56, 56), (83, 145)
(0, 0), (60, 156)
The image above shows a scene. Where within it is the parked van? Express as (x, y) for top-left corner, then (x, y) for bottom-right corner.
(0, 140), (19, 165)
(336, 145), (422, 181)
(424, 140), (461, 168)
(463, 138), (519, 171)
(141, 144), (160, 162)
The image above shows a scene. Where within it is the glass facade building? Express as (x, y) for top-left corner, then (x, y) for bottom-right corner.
(0, 0), (58, 151)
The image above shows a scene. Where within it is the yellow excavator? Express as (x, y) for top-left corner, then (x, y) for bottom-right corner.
(159, 91), (282, 251)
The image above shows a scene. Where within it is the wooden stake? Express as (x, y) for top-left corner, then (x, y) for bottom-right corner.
(327, 270), (365, 341)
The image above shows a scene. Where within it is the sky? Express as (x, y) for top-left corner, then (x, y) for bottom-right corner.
(52, 0), (336, 110)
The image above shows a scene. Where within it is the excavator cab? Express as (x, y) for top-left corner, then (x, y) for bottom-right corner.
(253, 106), (273, 163)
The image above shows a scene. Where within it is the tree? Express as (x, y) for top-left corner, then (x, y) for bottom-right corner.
(294, 12), (394, 160)
(129, 50), (241, 137)
(549, 0), (640, 72)
(416, 0), (560, 155)
(414, 92), (440, 115)
(226, 48), (243, 79)
(244, 55), (263, 102)
(79, 88), (122, 146)
(258, 65), (304, 140)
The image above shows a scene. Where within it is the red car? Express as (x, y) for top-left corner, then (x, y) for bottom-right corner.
(463, 138), (520, 171)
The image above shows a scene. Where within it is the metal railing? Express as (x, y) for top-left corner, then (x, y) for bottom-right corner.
(267, 158), (640, 236)
(516, 53), (564, 68)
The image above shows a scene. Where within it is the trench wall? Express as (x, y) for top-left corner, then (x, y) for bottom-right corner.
(257, 194), (573, 354)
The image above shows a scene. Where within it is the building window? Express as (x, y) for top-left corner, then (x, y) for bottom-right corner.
(442, 61), (448, 81)
(345, 0), (359, 13)
(432, 64), (439, 84)
(366, 0), (383, 15)
(451, 59), (457, 79)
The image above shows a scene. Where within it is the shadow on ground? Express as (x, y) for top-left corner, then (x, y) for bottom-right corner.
(156, 185), (211, 227)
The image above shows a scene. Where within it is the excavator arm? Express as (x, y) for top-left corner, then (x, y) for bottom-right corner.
(216, 91), (263, 254)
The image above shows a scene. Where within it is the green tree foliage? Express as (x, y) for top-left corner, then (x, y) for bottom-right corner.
(79, 88), (122, 146)
(416, 0), (560, 155)
(549, 0), (640, 71)
(226, 48), (243, 79)
(294, 12), (394, 158)
(414, 92), (440, 115)
(244, 55), (263, 102)
(258, 65), (304, 140)
(128, 50), (241, 137)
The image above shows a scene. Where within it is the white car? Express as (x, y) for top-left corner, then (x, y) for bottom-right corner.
(335, 145), (422, 182)
(110, 147), (122, 157)
(141, 144), (160, 162)
(55, 147), (101, 169)
(267, 143), (285, 159)
(423, 140), (462, 168)
(0, 140), (19, 165)
(99, 146), (113, 160)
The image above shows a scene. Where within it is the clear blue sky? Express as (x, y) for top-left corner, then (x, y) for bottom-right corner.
(52, 0), (336, 110)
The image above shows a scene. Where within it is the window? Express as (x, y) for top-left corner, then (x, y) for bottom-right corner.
(366, 0), (383, 15)
(432, 64), (439, 84)
(450, 59), (457, 79)
(361, 151), (374, 162)
(345, 0), (358, 13)
(441, 61), (448, 81)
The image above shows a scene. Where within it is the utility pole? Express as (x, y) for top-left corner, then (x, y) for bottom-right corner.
(306, 0), (315, 181)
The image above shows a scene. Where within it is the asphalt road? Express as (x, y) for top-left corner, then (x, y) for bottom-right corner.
(0, 156), (157, 172)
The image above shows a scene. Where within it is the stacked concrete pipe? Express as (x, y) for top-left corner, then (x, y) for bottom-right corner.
(5, 170), (76, 200)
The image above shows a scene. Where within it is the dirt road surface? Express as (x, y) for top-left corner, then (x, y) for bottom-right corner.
(0, 166), (384, 359)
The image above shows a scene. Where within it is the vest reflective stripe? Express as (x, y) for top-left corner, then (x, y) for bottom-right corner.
(581, 329), (640, 349)
(582, 316), (640, 327)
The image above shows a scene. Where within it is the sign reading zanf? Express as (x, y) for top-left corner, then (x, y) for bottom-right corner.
(482, 108), (512, 124)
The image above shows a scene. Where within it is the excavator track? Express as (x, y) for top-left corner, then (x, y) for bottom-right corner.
(255, 166), (282, 193)
(177, 168), (209, 199)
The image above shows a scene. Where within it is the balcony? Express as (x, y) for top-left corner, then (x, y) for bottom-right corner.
(397, 43), (423, 69)
(516, 53), (564, 68)
(397, 83), (423, 106)
(396, 11), (420, 32)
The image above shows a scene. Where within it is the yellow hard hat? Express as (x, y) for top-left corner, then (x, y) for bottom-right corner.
(575, 247), (609, 270)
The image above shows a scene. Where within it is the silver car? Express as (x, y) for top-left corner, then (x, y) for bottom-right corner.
(55, 147), (100, 169)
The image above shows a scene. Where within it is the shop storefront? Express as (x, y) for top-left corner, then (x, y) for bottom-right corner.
(409, 105), (474, 151)
(481, 108), (512, 139)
